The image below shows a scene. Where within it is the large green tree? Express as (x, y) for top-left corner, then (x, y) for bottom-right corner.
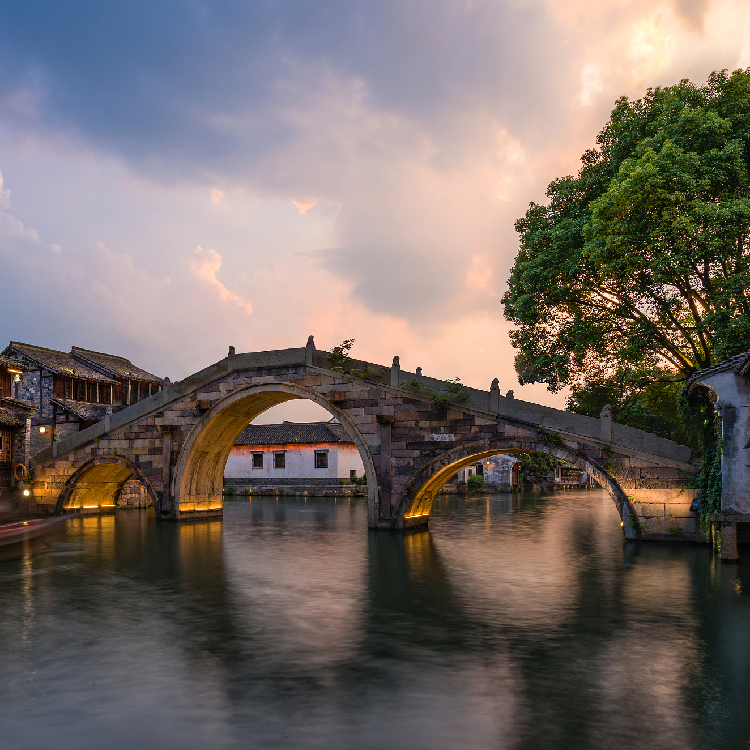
(503, 69), (750, 443)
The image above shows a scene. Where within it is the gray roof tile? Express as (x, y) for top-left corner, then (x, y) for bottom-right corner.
(5, 342), (118, 383)
(687, 350), (750, 390)
(0, 355), (27, 372)
(234, 421), (354, 446)
(71, 347), (163, 383)
(50, 398), (109, 422)
(0, 409), (24, 428)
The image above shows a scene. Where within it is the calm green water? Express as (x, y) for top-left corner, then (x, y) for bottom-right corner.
(0, 491), (749, 750)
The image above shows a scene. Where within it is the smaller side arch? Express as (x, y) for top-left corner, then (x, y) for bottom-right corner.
(393, 439), (641, 540)
(56, 456), (160, 514)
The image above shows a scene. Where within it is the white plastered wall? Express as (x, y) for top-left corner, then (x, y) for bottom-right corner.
(224, 442), (365, 481)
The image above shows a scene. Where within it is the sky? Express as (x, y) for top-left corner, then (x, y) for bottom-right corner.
(1, 0), (749, 420)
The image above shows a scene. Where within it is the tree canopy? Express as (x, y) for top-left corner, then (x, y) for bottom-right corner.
(502, 69), (750, 441)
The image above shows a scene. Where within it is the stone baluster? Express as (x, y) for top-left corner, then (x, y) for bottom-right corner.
(600, 404), (612, 443)
(489, 378), (500, 412)
(391, 356), (400, 387)
(305, 335), (315, 366)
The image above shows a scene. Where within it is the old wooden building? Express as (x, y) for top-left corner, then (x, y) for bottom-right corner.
(1, 342), (164, 455)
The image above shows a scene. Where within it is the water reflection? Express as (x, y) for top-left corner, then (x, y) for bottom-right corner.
(0, 493), (749, 749)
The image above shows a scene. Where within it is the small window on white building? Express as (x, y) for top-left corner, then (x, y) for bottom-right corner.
(350, 469), (357, 480)
(252, 452), (263, 469)
(273, 452), (286, 469)
(314, 450), (328, 469)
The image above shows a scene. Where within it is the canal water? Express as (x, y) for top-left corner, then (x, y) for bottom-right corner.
(0, 490), (749, 750)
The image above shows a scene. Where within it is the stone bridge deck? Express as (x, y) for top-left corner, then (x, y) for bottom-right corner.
(24, 341), (698, 540)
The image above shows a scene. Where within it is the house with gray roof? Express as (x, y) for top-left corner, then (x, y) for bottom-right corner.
(224, 420), (364, 486)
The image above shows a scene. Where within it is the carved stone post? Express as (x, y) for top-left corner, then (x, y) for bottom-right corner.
(391, 356), (400, 388)
(600, 404), (612, 443)
(305, 335), (315, 366)
(489, 378), (500, 412)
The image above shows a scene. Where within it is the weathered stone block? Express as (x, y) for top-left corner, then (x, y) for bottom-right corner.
(364, 405), (394, 416)
(392, 450), (420, 458)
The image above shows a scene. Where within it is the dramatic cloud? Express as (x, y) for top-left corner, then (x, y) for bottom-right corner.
(190, 246), (253, 315)
(0, 0), (748, 406)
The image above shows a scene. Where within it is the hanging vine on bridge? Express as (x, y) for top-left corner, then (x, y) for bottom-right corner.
(680, 384), (722, 539)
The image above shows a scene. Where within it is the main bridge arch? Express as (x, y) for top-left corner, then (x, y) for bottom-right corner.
(172, 382), (379, 518)
(394, 438), (641, 540)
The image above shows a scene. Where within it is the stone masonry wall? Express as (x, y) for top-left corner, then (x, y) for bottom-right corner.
(18, 371), (41, 415)
(602, 451), (699, 540)
(118, 478), (152, 507)
(26, 411), (164, 513)
(29, 425), (51, 456)
(12, 423), (28, 473)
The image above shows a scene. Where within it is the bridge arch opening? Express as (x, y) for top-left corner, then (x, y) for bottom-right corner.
(394, 439), (640, 540)
(56, 456), (160, 514)
(172, 383), (378, 519)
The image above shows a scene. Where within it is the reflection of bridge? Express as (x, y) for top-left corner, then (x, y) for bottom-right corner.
(28, 339), (697, 540)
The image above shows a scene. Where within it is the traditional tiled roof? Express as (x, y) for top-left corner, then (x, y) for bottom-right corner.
(687, 350), (750, 391)
(49, 398), (109, 423)
(234, 421), (354, 447)
(0, 397), (36, 412)
(0, 355), (27, 372)
(0, 409), (24, 428)
(71, 347), (163, 383)
(4, 342), (117, 384)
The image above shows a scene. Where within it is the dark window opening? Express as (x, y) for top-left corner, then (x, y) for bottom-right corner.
(0, 429), (10, 462)
(315, 450), (328, 469)
(75, 380), (87, 401)
(737, 523), (750, 545)
(252, 452), (264, 469)
(53, 377), (65, 399)
(0, 372), (11, 400)
(350, 469), (357, 480)
(273, 452), (286, 469)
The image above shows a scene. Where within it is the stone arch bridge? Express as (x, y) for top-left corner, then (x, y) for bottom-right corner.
(27, 340), (698, 541)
